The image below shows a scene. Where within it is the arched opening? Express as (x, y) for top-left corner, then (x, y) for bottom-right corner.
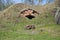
(25, 15), (35, 19)
(20, 8), (39, 19)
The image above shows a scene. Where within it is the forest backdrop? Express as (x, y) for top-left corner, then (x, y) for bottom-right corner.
(0, 0), (56, 11)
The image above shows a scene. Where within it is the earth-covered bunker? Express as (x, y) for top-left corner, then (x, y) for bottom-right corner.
(20, 8), (39, 19)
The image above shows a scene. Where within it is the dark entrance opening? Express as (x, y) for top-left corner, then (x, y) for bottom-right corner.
(25, 15), (35, 19)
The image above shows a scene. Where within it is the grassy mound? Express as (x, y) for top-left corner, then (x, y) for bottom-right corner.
(0, 3), (60, 40)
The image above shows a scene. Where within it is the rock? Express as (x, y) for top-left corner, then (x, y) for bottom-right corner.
(25, 25), (35, 30)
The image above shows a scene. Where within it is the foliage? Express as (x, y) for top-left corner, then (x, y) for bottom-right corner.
(0, 0), (14, 11)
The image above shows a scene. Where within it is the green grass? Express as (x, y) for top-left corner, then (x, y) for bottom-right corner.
(0, 12), (60, 40)
(0, 27), (60, 40)
(0, 3), (60, 40)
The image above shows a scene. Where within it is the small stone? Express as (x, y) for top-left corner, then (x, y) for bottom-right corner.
(25, 25), (35, 30)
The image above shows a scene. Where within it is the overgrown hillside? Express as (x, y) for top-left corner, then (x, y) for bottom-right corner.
(0, 3), (60, 40)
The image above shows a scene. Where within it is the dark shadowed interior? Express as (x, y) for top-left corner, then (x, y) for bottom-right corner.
(25, 15), (35, 19)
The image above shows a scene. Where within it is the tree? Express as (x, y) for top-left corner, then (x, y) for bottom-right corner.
(0, 0), (5, 11)
(0, 0), (14, 11)
(55, 8), (60, 24)
(38, 0), (43, 5)
(24, 0), (44, 5)
(6, 0), (14, 7)
(24, 0), (34, 5)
